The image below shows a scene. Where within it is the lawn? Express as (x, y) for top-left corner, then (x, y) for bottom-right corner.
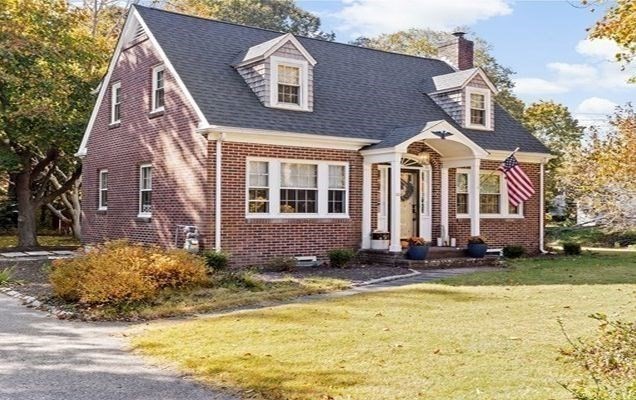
(0, 234), (80, 248)
(546, 226), (636, 249)
(132, 253), (636, 400)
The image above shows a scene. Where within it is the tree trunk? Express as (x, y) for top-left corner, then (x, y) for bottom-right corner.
(15, 170), (39, 248)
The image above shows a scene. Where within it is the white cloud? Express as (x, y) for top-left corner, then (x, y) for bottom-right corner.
(576, 97), (618, 115)
(547, 62), (598, 84)
(513, 78), (568, 95)
(335, 0), (512, 37)
(576, 38), (622, 61)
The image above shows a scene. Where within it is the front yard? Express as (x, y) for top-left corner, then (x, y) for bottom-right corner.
(132, 252), (636, 400)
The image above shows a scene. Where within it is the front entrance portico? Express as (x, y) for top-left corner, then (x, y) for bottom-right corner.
(360, 120), (489, 252)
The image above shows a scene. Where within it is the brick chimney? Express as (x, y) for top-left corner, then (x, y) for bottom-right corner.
(437, 32), (474, 70)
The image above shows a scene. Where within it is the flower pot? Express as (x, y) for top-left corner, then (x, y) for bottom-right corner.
(407, 245), (429, 260)
(466, 243), (488, 258)
(371, 239), (389, 250)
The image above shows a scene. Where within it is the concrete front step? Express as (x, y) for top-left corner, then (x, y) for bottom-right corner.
(358, 249), (502, 269)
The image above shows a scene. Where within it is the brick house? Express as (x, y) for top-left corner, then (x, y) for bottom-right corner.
(78, 6), (552, 266)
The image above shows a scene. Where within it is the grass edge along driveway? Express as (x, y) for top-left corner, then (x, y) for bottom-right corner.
(131, 252), (636, 400)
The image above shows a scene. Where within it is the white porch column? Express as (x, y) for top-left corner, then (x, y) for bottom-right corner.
(440, 166), (449, 243)
(469, 158), (481, 236)
(361, 161), (372, 249)
(389, 154), (402, 252)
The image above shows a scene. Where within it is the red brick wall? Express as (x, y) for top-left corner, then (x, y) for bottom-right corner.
(81, 37), (211, 249)
(448, 160), (541, 254)
(216, 141), (363, 266)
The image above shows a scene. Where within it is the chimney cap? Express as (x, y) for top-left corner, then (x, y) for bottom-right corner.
(452, 31), (466, 38)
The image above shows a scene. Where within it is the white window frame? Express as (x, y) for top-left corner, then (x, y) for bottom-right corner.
(245, 158), (349, 219)
(110, 82), (121, 124)
(98, 169), (108, 211)
(465, 87), (492, 130)
(456, 169), (523, 219)
(269, 56), (309, 111)
(138, 164), (152, 218)
(151, 65), (165, 113)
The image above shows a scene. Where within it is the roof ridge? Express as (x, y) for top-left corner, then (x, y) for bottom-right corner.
(133, 4), (450, 65)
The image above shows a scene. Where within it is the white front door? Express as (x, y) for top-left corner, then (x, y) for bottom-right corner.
(400, 171), (418, 239)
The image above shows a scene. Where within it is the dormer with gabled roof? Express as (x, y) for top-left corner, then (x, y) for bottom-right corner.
(234, 33), (317, 112)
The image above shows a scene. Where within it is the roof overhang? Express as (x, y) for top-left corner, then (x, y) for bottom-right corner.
(430, 67), (498, 95)
(198, 124), (378, 151)
(234, 33), (317, 67)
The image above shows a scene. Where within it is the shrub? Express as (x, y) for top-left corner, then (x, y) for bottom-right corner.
(50, 241), (207, 305)
(562, 241), (582, 255)
(560, 314), (636, 399)
(202, 251), (230, 271)
(503, 245), (525, 259)
(328, 248), (355, 268)
(266, 256), (297, 272)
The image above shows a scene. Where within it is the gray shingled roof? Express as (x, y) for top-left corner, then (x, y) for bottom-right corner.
(432, 68), (479, 92)
(134, 6), (550, 154)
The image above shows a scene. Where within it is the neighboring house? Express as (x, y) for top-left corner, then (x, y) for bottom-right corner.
(78, 5), (552, 266)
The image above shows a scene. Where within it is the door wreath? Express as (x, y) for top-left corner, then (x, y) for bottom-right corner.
(400, 178), (415, 201)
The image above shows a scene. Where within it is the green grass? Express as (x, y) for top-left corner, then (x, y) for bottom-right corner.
(0, 235), (80, 248)
(439, 251), (636, 286)
(132, 254), (636, 400)
(546, 226), (636, 248)
(0, 267), (14, 285)
(77, 273), (349, 320)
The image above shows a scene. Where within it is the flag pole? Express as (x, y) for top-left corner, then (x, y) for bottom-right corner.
(480, 147), (520, 182)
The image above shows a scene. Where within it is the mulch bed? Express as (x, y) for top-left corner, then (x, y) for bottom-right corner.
(258, 265), (413, 285)
(0, 259), (54, 300)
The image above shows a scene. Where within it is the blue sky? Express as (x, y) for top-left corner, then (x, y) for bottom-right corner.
(298, 0), (634, 126)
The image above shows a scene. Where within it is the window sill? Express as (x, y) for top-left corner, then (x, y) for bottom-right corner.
(464, 124), (492, 131)
(246, 214), (350, 221)
(96, 209), (107, 214)
(136, 214), (152, 222)
(148, 109), (165, 119)
(269, 103), (310, 112)
(108, 122), (121, 129)
(456, 214), (524, 220)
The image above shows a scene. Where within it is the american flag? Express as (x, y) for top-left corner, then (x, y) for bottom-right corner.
(498, 154), (535, 206)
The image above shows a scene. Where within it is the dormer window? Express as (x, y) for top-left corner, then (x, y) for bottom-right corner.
(277, 65), (300, 105)
(465, 87), (492, 130)
(270, 56), (309, 111)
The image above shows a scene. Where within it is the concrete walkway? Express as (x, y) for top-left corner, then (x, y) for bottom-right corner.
(0, 295), (236, 400)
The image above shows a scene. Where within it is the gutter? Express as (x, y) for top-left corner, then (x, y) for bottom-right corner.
(215, 133), (225, 252)
(539, 162), (547, 254)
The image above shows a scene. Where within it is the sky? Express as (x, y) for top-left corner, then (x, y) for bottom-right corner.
(297, 0), (634, 127)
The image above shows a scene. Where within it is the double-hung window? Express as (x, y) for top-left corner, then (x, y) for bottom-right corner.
(98, 169), (108, 210)
(246, 159), (348, 218)
(456, 170), (523, 218)
(280, 163), (317, 213)
(151, 65), (165, 112)
(111, 82), (121, 124)
(465, 88), (491, 130)
(277, 65), (301, 105)
(248, 161), (269, 213)
(270, 57), (309, 110)
(139, 164), (152, 217)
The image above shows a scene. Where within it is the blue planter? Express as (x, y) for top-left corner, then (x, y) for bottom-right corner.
(466, 243), (488, 258)
(407, 245), (429, 260)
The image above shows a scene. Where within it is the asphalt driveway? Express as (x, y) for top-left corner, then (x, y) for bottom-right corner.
(0, 294), (236, 400)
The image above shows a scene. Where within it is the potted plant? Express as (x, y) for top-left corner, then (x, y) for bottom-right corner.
(466, 236), (488, 258)
(406, 237), (430, 260)
(371, 231), (390, 250)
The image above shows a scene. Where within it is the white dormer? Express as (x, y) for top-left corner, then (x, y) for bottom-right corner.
(429, 67), (498, 131)
(234, 33), (316, 112)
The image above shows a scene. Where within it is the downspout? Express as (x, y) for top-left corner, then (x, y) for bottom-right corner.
(539, 161), (547, 253)
(215, 133), (225, 252)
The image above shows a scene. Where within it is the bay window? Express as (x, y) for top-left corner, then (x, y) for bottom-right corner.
(246, 158), (348, 218)
(456, 170), (522, 218)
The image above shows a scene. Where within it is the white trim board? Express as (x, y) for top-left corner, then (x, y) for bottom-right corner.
(76, 6), (208, 157)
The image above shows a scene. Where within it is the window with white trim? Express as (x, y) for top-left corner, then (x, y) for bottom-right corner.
(98, 169), (108, 210)
(270, 56), (309, 111)
(248, 161), (269, 213)
(139, 164), (152, 217)
(465, 88), (491, 130)
(456, 170), (523, 218)
(151, 65), (165, 112)
(111, 82), (121, 124)
(246, 159), (348, 218)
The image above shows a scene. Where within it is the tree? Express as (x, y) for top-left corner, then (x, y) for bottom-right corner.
(522, 101), (584, 211)
(156, 0), (335, 40)
(587, 0), (636, 81)
(351, 28), (526, 120)
(565, 105), (636, 229)
(0, 0), (109, 246)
